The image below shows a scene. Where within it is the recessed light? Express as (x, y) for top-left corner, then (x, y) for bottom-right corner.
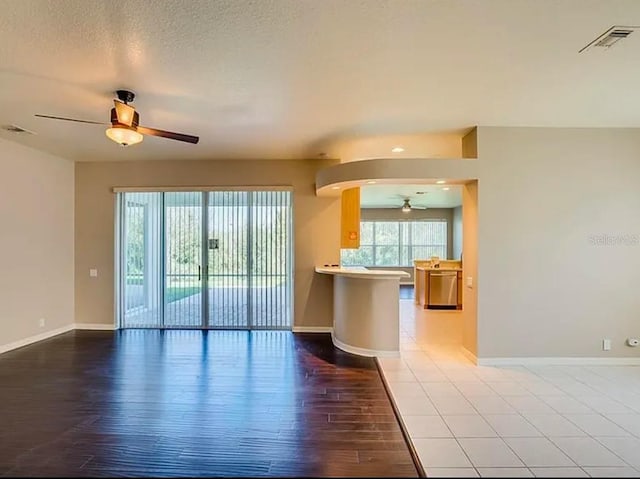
(436, 180), (446, 184)
(391, 147), (404, 153)
(442, 187), (450, 191)
(366, 180), (377, 184)
(331, 186), (340, 190)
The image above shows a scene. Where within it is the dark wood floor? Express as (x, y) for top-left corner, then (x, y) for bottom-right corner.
(0, 330), (418, 477)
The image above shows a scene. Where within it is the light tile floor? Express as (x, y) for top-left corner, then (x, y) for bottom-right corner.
(378, 300), (640, 478)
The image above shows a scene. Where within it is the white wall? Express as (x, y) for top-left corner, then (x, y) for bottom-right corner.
(0, 138), (74, 350)
(477, 127), (640, 358)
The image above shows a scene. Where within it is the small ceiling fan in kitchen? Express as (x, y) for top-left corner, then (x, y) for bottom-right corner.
(35, 90), (199, 146)
(400, 198), (427, 213)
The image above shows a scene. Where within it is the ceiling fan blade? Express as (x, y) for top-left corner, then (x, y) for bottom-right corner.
(137, 126), (199, 144)
(35, 114), (107, 125)
(113, 100), (136, 126)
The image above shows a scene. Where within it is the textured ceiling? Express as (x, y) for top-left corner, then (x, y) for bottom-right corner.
(1, 0), (640, 161)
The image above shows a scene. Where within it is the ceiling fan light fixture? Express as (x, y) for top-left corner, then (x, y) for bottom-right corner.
(106, 125), (143, 147)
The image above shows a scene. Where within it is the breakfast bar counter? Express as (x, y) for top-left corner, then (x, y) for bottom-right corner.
(315, 266), (410, 357)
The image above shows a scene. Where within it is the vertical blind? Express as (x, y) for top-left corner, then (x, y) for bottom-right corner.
(341, 220), (448, 266)
(117, 190), (293, 330)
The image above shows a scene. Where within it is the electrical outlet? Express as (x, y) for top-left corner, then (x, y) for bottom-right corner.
(602, 338), (611, 351)
(39, 318), (46, 328)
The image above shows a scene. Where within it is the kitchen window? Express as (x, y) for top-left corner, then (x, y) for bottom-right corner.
(341, 220), (447, 267)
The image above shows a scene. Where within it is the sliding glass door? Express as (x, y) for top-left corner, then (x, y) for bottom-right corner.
(164, 192), (203, 327)
(117, 189), (292, 330)
(119, 192), (163, 328)
(250, 191), (292, 329)
(206, 191), (249, 328)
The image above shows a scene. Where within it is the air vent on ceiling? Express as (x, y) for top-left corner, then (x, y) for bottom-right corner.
(580, 26), (639, 53)
(2, 124), (36, 134)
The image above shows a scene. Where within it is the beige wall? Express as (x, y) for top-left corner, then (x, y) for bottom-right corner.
(462, 127), (478, 159)
(327, 133), (463, 163)
(20, 125), (638, 361)
(0, 138), (74, 349)
(462, 182), (478, 357)
(477, 127), (640, 358)
(75, 159), (340, 329)
(452, 206), (463, 261)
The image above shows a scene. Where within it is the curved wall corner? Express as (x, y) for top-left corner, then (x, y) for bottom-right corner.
(314, 156), (479, 362)
(315, 157), (479, 196)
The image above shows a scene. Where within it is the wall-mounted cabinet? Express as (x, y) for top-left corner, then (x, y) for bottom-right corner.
(340, 187), (360, 249)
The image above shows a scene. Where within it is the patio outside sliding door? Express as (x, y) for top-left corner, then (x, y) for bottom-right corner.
(117, 189), (292, 330)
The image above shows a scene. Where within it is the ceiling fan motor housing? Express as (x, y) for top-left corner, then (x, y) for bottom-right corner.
(116, 90), (135, 104)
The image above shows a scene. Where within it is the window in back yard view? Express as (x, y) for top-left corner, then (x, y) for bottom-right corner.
(341, 220), (447, 267)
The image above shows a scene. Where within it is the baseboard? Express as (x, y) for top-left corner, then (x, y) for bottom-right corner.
(478, 356), (640, 366)
(331, 332), (400, 358)
(460, 346), (478, 365)
(291, 326), (333, 333)
(74, 323), (117, 331)
(0, 324), (75, 355)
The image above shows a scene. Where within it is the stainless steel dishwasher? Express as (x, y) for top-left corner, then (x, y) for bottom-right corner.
(428, 271), (458, 309)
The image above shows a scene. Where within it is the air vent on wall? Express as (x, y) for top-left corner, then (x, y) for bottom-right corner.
(580, 26), (640, 53)
(1, 124), (36, 134)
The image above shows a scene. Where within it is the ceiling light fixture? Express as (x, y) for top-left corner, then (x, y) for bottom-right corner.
(105, 125), (143, 147)
(436, 180), (446, 184)
(391, 147), (404, 153)
(401, 199), (412, 213)
(442, 187), (450, 191)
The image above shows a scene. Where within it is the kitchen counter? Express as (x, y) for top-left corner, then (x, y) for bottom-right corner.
(415, 266), (463, 309)
(416, 266), (462, 271)
(315, 266), (409, 357)
(315, 266), (411, 278)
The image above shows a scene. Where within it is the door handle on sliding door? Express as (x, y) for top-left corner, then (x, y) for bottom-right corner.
(198, 265), (201, 281)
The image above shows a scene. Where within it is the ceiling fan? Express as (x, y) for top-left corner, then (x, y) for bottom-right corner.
(401, 198), (427, 213)
(35, 90), (199, 146)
